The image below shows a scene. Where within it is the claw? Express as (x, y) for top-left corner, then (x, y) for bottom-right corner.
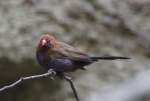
(48, 69), (56, 80)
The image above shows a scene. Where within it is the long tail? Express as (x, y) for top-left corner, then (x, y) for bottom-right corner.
(90, 56), (130, 61)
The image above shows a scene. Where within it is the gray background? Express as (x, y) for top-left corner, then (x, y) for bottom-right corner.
(0, 0), (150, 101)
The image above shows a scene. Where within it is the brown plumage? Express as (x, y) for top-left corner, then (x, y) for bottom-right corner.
(36, 34), (130, 73)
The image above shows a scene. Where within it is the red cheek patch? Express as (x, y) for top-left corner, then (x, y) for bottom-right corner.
(41, 39), (47, 46)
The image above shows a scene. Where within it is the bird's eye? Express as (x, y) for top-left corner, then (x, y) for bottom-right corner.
(47, 42), (52, 48)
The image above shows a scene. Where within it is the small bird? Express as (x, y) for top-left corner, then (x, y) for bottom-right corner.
(36, 34), (129, 74)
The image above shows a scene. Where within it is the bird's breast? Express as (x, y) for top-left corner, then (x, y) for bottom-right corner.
(36, 52), (50, 67)
(47, 59), (74, 72)
(36, 52), (76, 72)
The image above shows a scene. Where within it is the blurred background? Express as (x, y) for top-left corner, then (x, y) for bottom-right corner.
(0, 0), (150, 101)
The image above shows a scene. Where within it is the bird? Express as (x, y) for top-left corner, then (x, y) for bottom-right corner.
(36, 34), (130, 74)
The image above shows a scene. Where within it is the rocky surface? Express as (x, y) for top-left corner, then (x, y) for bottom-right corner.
(0, 0), (150, 101)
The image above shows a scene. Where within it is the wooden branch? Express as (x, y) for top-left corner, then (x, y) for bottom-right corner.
(0, 69), (55, 92)
(64, 75), (80, 101)
(0, 69), (81, 101)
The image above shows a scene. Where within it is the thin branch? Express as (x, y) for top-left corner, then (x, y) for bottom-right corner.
(0, 69), (55, 92)
(0, 70), (81, 101)
(64, 75), (80, 101)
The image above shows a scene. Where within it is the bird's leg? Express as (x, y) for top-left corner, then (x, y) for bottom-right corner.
(48, 69), (56, 80)
(63, 74), (80, 101)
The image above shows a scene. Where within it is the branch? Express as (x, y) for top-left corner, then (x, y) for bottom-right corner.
(0, 70), (81, 101)
(64, 75), (80, 101)
(0, 69), (55, 92)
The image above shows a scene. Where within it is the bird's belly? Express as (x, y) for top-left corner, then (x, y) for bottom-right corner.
(47, 59), (75, 72)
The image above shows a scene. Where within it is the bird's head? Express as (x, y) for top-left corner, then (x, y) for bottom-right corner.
(38, 34), (57, 50)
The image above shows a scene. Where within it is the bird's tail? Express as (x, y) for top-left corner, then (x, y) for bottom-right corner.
(90, 56), (130, 61)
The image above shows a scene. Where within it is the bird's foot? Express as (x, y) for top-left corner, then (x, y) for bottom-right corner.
(48, 69), (56, 80)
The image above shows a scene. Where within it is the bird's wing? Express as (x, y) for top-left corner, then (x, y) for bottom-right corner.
(52, 42), (90, 61)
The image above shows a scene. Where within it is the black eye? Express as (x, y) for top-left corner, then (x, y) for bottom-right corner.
(47, 42), (52, 48)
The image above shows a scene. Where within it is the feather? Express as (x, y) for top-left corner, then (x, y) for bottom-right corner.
(90, 56), (130, 61)
(36, 34), (130, 73)
(51, 42), (90, 61)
